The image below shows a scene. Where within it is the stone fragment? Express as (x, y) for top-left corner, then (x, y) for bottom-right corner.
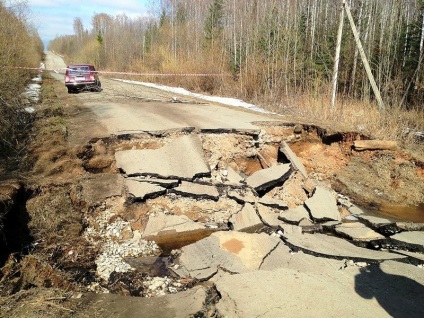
(334, 222), (385, 242)
(142, 213), (212, 250)
(229, 204), (263, 232)
(305, 186), (341, 222)
(246, 163), (291, 193)
(279, 205), (311, 224)
(125, 179), (166, 201)
(390, 231), (424, 252)
(279, 141), (308, 178)
(174, 231), (281, 280)
(170, 181), (219, 201)
(258, 196), (288, 210)
(283, 232), (405, 261)
(115, 135), (210, 179)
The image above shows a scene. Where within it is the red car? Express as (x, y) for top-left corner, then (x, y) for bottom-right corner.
(65, 64), (102, 93)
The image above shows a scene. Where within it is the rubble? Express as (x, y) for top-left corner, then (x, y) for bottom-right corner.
(305, 186), (341, 222)
(245, 163), (292, 192)
(334, 222), (385, 242)
(125, 179), (166, 201)
(279, 141), (308, 178)
(279, 205), (311, 224)
(258, 196), (288, 210)
(229, 203), (263, 232)
(170, 181), (219, 201)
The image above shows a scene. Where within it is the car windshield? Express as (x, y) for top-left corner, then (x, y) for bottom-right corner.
(69, 66), (90, 75)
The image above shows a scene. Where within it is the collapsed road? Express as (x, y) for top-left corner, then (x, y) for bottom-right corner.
(0, 51), (423, 317)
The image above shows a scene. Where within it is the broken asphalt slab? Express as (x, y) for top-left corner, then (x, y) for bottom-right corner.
(283, 231), (405, 262)
(115, 135), (210, 179)
(77, 285), (210, 318)
(305, 185), (341, 222)
(245, 163), (291, 193)
(390, 231), (424, 252)
(125, 179), (166, 201)
(170, 181), (219, 201)
(334, 222), (385, 242)
(229, 203), (263, 232)
(279, 141), (308, 178)
(142, 213), (214, 251)
(279, 205), (311, 224)
(129, 177), (179, 189)
(214, 260), (424, 318)
(258, 196), (288, 210)
(173, 231), (283, 280)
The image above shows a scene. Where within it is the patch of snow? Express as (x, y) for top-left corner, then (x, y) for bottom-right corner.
(113, 79), (274, 114)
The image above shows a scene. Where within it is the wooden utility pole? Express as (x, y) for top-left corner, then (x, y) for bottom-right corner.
(343, 0), (385, 111)
(331, 5), (345, 109)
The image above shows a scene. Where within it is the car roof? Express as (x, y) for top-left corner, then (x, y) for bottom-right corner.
(67, 64), (94, 67)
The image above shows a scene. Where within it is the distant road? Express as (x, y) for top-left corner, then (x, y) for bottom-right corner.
(44, 51), (284, 136)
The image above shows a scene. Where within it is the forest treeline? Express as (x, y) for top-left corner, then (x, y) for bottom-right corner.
(0, 1), (43, 161)
(49, 0), (424, 110)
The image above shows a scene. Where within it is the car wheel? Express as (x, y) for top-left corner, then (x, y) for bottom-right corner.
(67, 87), (74, 94)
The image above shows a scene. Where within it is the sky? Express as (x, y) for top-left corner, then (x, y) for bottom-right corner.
(26, 0), (150, 47)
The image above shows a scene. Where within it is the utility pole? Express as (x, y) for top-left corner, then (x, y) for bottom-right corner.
(343, 0), (385, 111)
(331, 4), (345, 110)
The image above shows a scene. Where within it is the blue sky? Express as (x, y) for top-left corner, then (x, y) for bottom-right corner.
(27, 0), (150, 47)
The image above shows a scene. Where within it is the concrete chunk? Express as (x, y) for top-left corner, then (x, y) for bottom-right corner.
(227, 190), (257, 204)
(246, 163), (291, 192)
(258, 196), (288, 210)
(279, 205), (311, 224)
(115, 135), (210, 179)
(334, 222), (385, 242)
(279, 141), (308, 178)
(305, 186), (341, 222)
(390, 231), (424, 252)
(229, 204), (263, 232)
(125, 179), (166, 201)
(171, 181), (219, 201)
(256, 204), (286, 228)
(174, 231), (281, 280)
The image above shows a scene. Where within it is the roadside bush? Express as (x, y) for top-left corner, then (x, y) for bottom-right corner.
(0, 2), (43, 169)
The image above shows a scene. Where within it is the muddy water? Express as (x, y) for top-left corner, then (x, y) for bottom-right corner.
(375, 203), (424, 223)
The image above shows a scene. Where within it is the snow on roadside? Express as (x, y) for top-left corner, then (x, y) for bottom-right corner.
(113, 79), (274, 114)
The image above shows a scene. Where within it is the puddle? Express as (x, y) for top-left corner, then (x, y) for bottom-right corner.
(375, 204), (424, 223)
